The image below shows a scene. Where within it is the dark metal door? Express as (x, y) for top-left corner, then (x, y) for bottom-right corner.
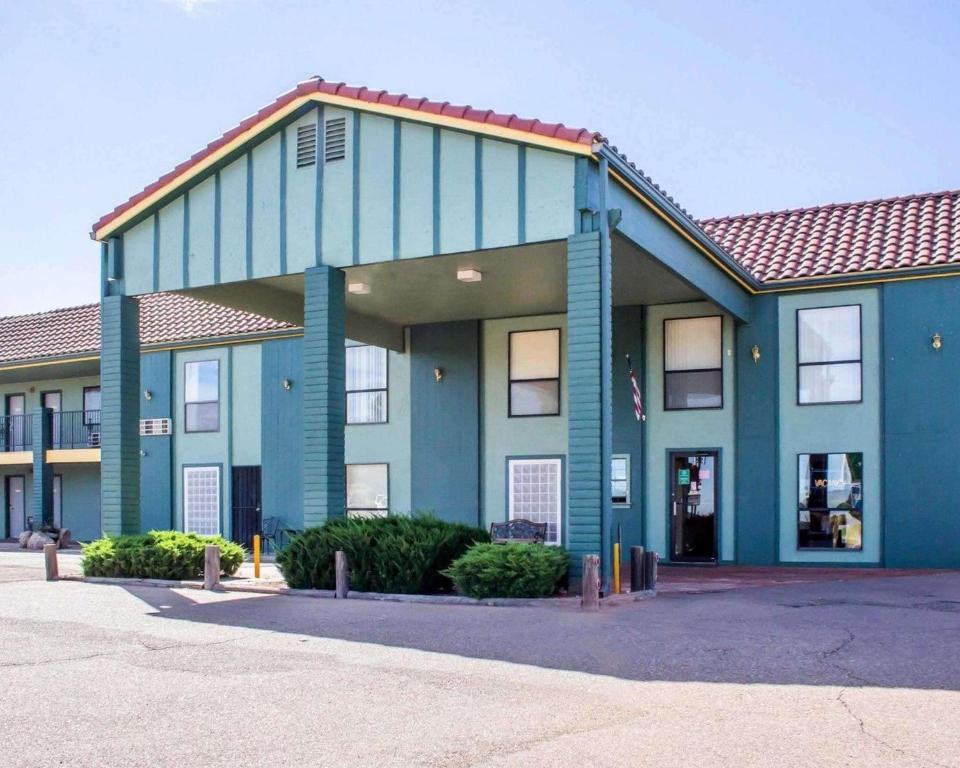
(669, 451), (718, 562)
(231, 466), (262, 549)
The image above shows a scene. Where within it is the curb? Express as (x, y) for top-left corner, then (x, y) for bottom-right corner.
(61, 575), (656, 608)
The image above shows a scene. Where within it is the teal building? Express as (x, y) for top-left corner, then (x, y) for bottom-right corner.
(3, 78), (958, 580)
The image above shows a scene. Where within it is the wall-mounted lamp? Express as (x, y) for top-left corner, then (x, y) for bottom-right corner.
(139, 449), (148, 458)
(143, 389), (153, 401)
(932, 333), (943, 351)
(282, 378), (293, 391)
(751, 344), (761, 365)
(348, 282), (371, 295)
(456, 268), (482, 283)
(434, 367), (444, 382)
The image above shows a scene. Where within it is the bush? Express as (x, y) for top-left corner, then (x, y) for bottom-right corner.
(82, 530), (245, 580)
(276, 514), (489, 593)
(442, 543), (569, 599)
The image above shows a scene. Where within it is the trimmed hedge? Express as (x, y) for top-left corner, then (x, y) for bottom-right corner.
(82, 531), (245, 580)
(276, 515), (489, 593)
(442, 543), (569, 599)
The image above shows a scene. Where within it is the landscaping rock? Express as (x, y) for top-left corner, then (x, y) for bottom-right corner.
(58, 529), (72, 549)
(26, 532), (55, 550)
(18, 531), (32, 548)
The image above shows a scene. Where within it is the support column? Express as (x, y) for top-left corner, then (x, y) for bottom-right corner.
(32, 407), (52, 527)
(567, 228), (613, 588)
(302, 265), (346, 527)
(101, 295), (140, 536)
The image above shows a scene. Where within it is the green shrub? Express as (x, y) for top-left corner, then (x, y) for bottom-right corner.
(276, 514), (489, 593)
(82, 530), (245, 580)
(442, 543), (569, 599)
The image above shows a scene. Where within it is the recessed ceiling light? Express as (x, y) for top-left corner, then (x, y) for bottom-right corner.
(457, 268), (482, 283)
(348, 282), (370, 295)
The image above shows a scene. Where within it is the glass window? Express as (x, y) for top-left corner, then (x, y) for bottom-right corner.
(798, 453), (863, 550)
(346, 464), (389, 518)
(612, 454), (630, 506)
(83, 387), (101, 426)
(42, 392), (61, 412)
(346, 345), (387, 424)
(664, 316), (723, 410)
(508, 458), (562, 544)
(184, 361), (219, 432)
(797, 305), (862, 404)
(183, 466), (220, 536)
(509, 329), (561, 417)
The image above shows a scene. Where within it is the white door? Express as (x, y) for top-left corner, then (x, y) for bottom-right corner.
(6, 477), (25, 538)
(53, 475), (62, 528)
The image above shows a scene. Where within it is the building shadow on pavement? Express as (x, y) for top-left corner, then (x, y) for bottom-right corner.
(119, 570), (960, 692)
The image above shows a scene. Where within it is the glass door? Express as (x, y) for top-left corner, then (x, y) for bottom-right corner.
(669, 451), (718, 562)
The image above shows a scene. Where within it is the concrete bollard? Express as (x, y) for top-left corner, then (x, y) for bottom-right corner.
(630, 546), (645, 592)
(203, 544), (221, 590)
(43, 543), (59, 582)
(335, 550), (349, 599)
(581, 554), (600, 610)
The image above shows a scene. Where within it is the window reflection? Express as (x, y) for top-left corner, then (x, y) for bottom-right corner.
(798, 452), (863, 550)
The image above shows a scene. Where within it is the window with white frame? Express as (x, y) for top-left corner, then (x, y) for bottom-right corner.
(508, 458), (562, 544)
(664, 316), (723, 410)
(797, 305), (862, 404)
(184, 360), (220, 432)
(183, 466), (220, 535)
(346, 345), (388, 424)
(509, 329), (561, 417)
(612, 454), (630, 506)
(346, 463), (389, 518)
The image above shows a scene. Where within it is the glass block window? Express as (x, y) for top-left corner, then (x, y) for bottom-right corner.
(797, 305), (862, 404)
(183, 466), (220, 536)
(798, 452), (863, 550)
(509, 329), (561, 417)
(508, 458), (562, 544)
(185, 360), (220, 432)
(612, 454), (630, 506)
(346, 345), (388, 424)
(664, 316), (723, 409)
(346, 463), (389, 518)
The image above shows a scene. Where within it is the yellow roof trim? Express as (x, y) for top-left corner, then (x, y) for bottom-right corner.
(94, 93), (592, 241)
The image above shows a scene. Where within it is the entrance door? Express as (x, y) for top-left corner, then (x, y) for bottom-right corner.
(669, 451), (718, 562)
(6, 476), (25, 538)
(5, 394), (26, 451)
(231, 466), (262, 549)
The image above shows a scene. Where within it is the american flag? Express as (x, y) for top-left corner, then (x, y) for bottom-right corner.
(626, 355), (645, 422)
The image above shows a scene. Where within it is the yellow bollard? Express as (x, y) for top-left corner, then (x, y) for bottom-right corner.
(614, 544), (622, 594)
(253, 534), (261, 579)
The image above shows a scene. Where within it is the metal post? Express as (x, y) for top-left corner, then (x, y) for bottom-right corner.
(612, 542), (621, 594)
(581, 555), (600, 610)
(253, 534), (261, 579)
(335, 550), (349, 598)
(203, 544), (220, 590)
(630, 546), (645, 592)
(43, 543), (59, 582)
(643, 550), (658, 590)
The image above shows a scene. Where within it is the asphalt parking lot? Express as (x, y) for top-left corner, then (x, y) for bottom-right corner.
(0, 555), (957, 767)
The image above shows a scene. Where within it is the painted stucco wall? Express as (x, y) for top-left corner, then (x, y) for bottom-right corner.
(0, 375), (100, 412)
(56, 464), (101, 541)
(643, 301), (737, 562)
(777, 288), (881, 564)
(481, 314), (568, 535)
(119, 108), (576, 294)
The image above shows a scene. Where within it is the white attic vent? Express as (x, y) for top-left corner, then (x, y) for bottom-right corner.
(140, 418), (172, 436)
(324, 117), (346, 163)
(296, 124), (318, 168)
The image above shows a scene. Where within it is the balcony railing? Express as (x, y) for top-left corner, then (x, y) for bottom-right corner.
(52, 410), (101, 450)
(0, 414), (32, 452)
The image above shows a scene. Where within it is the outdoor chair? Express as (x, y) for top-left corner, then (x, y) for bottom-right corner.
(259, 517), (281, 553)
(490, 519), (547, 544)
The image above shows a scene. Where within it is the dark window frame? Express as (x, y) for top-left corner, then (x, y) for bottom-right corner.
(184, 360), (220, 434)
(662, 315), (724, 411)
(508, 328), (562, 418)
(345, 345), (389, 426)
(82, 387), (101, 426)
(795, 304), (863, 406)
(345, 462), (390, 517)
(796, 452), (864, 551)
(40, 390), (62, 411)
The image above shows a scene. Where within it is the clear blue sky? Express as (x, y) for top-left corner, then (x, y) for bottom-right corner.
(1, 0), (957, 314)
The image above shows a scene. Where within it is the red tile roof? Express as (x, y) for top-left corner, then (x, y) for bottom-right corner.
(0, 293), (296, 366)
(699, 189), (960, 283)
(92, 77), (603, 238)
